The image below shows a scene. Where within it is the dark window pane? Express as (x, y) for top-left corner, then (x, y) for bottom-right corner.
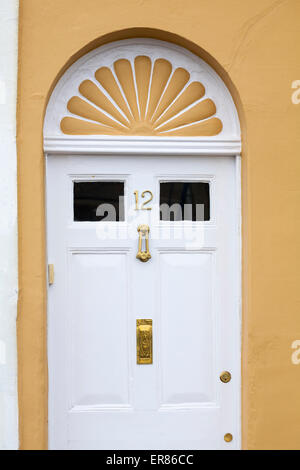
(74, 182), (124, 221)
(160, 182), (210, 221)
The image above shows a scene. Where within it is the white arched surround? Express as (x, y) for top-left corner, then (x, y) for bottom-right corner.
(44, 38), (241, 155)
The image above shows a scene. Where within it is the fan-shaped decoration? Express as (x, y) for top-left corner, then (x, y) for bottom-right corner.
(60, 56), (223, 137)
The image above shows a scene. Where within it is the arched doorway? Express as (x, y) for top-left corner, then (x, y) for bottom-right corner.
(44, 38), (241, 450)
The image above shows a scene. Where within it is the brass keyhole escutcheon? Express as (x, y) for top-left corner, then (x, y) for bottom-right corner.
(220, 371), (231, 383)
(224, 433), (233, 443)
(136, 224), (151, 263)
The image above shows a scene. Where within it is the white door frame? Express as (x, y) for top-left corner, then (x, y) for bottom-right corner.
(45, 143), (242, 449)
(44, 37), (242, 448)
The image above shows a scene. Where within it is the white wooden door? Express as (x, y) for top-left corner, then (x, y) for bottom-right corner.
(46, 154), (240, 450)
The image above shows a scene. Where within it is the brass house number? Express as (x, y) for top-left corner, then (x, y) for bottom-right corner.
(134, 190), (153, 211)
(136, 319), (153, 364)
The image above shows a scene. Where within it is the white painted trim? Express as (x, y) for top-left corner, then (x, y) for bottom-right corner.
(44, 136), (241, 156)
(235, 155), (242, 450)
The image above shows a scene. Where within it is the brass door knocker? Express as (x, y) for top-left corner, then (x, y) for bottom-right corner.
(136, 224), (151, 262)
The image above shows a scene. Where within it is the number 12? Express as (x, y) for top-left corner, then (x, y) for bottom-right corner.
(134, 190), (153, 210)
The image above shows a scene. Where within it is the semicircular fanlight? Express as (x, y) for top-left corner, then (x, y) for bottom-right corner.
(60, 56), (223, 137)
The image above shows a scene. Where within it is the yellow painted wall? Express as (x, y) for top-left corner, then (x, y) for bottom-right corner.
(17, 0), (300, 449)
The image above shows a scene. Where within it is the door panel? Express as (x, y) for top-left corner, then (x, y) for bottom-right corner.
(70, 251), (130, 408)
(46, 154), (240, 449)
(159, 251), (214, 406)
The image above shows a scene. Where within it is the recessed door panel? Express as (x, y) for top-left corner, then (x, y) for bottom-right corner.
(69, 251), (130, 408)
(159, 251), (215, 406)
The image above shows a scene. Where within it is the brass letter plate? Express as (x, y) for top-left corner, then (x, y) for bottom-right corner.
(136, 319), (153, 364)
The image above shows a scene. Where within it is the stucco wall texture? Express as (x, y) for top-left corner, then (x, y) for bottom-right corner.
(17, 0), (300, 449)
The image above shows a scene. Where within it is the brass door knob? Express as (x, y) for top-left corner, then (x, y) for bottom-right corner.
(220, 371), (231, 383)
(224, 433), (233, 442)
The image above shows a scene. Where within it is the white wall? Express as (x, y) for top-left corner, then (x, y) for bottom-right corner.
(0, 0), (19, 449)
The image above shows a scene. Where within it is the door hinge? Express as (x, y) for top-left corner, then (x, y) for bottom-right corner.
(48, 264), (54, 285)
